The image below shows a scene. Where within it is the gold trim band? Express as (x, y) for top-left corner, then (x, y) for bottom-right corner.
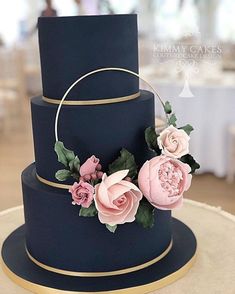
(36, 174), (71, 189)
(43, 92), (140, 105)
(1, 253), (197, 294)
(25, 240), (173, 277)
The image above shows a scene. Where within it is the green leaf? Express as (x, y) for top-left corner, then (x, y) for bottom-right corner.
(179, 124), (194, 135)
(144, 127), (161, 155)
(135, 199), (155, 229)
(54, 141), (75, 168)
(164, 101), (172, 114)
(55, 169), (72, 181)
(108, 148), (138, 179)
(180, 154), (200, 174)
(69, 156), (80, 173)
(168, 114), (177, 127)
(79, 202), (97, 217)
(106, 224), (117, 233)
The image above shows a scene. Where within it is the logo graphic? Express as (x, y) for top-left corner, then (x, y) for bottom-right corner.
(153, 32), (222, 97)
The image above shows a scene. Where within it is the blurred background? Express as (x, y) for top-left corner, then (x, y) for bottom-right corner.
(0, 0), (234, 213)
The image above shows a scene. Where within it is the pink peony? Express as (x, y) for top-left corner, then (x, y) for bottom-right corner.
(138, 155), (192, 210)
(94, 170), (142, 226)
(157, 125), (190, 158)
(80, 155), (99, 176)
(69, 181), (94, 208)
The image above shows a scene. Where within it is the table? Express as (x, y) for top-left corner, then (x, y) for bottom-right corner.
(1, 200), (235, 294)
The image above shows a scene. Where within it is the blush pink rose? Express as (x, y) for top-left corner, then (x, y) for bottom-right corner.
(69, 181), (94, 208)
(157, 125), (190, 158)
(80, 155), (99, 176)
(138, 155), (192, 210)
(94, 170), (142, 226)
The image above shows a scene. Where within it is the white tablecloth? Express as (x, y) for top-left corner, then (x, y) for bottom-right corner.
(152, 82), (235, 177)
(1, 200), (235, 293)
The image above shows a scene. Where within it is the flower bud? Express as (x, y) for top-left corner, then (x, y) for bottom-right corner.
(97, 171), (104, 179)
(84, 174), (91, 181)
(96, 164), (102, 171)
(91, 173), (97, 180)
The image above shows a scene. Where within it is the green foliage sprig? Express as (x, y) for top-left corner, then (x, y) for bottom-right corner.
(54, 141), (80, 181)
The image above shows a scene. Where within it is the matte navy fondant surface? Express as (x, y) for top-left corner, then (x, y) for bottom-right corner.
(31, 90), (155, 185)
(22, 164), (172, 272)
(38, 15), (139, 100)
(1, 220), (196, 292)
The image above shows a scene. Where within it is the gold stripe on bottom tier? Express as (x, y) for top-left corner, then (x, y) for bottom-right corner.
(1, 253), (197, 294)
(42, 92), (140, 105)
(25, 240), (173, 277)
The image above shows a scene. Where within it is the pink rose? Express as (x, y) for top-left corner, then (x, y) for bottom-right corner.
(94, 170), (142, 226)
(138, 155), (192, 210)
(157, 125), (190, 158)
(80, 155), (99, 176)
(69, 181), (94, 208)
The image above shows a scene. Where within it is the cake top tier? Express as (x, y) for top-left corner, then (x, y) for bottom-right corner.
(38, 14), (139, 101)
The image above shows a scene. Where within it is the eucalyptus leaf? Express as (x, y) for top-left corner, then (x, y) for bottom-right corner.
(168, 114), (177, 127)
(179, 124), (194, 135)
(108, 148), (138, 178)
(180, 154), (200, 174)
(55, 169), (72, 181)
(79, 202), (97, 217)
(135, 199), (155, 229)
(144, 127), (161, 155)
(106, 224), (117, 233)
(164, 101), (172, 114)
(54, 141), (75, 168)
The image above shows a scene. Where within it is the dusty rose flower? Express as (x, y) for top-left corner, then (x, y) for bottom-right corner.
(69, 181), (94, 208)
(138, 155), (192, 210)
(80, 155), (100, 176)
(94, 170), (142, 226)
(157, 125), (190, 158)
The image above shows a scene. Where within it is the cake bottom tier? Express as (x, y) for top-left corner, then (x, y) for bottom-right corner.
(22, 163), (172, 274)
(1, 219), (197, 293)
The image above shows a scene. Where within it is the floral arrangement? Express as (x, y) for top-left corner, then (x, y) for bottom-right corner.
(54, 101), (200, 233)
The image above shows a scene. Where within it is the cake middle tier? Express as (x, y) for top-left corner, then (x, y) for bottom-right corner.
(31, 90), (155, 185)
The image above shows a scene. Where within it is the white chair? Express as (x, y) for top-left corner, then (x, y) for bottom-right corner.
(155, 117), (167, 134)
(20, 38), (41, 95)
(227, 126), (235, 183)
(0, 47), (26, 134)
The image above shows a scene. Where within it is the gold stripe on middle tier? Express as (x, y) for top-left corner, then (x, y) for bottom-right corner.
(36, 174), (71, 189)
(25, 240), (173, 277)
(42, 91), (140, 105)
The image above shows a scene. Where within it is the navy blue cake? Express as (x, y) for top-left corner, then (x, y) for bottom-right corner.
(1, 14), (197, 293)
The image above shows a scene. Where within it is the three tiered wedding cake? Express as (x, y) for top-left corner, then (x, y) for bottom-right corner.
(1, 14), (198, 293)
